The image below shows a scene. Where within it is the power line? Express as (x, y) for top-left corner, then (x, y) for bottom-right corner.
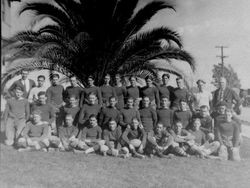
(215, 46), (228, 77)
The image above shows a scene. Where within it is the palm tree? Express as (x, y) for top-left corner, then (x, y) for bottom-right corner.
(2, 0), (195, 87)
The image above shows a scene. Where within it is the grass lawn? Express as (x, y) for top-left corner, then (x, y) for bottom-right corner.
(0, 134), (250, 188)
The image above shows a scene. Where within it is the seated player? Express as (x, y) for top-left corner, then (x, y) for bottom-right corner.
(59, 95), (80, 127)
(146, 123), (174, 158)
(47, 114), (80, 151)
(78, 92), (101, 128)
(17, 110), (49, 152)
(173, 99), (192, 130)
(76, 114), (104, 154)
(99, 96), (120, 130)
(156, 96), (174, 129)
(216, 109), (241, 161)
(121, 118), (146, 159)
(100, 119), (128, 157)
(188, 118), (220, 159)
(168, 121), (194, 157)
(119, 97), (141, 131)
(31, 91), (56, 135)
(4, 86), (30, 146)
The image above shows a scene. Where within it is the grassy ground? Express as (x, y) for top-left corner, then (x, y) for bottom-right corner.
(0, 134), (250, 188)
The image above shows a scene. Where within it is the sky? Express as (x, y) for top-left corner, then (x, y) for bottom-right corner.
(6, 0), (250, 89)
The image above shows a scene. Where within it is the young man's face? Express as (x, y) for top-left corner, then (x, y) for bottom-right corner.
(175, 122), (183, 134)
(115, 75), (121, 84)
(87, 78), (94, 86)
(161, 98), (170, 108)
(219, 78), (226, 90)
(127, 99), (134, 108)
(142, 97), (150, 108)
(70, 77), (78, 87)
(33, 114), (42, 124)
(197, 82), (205, 91)
(179, 101), (187, 111)
(131, 119), (139, 130)
(104, 75), (110, 84)
(217, 105), (226, 114)
(156, 124), (163, 134)
(21, 71), (29, 80)
(38, 94), (47, 104)
(176, 79), (184, 89)
(69, 97), (77, 106)
(109, 121), (117, 131)
(130, 77), (136, 87)
(88, 94), (96, 105)
(89, 117), (97, 127)
(193, 119), (201, 131)
(37, 77), (45, 87)
(15, 89), (23, 99)
(200, 108), (208, 117)
(109, 98), (117, 107)
(162, 76), (169, 85)
(65, 116), (73, 127)
(52, 76), (59, 85)
(146, 78), (153, 87)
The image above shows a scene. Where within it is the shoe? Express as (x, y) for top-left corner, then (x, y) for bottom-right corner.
(73, 149), (85, 154)
(133, 152), (145, 159)
(41, 148), (48, 152)
(18, 147), (31, 152)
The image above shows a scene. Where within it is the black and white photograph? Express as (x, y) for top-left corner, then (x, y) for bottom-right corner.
(1, 0), (250, 187)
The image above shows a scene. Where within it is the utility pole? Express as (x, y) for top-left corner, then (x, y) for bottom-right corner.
(215, 46), (228, 77)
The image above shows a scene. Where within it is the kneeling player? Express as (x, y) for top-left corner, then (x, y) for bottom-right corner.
(146, 123), (174, 158)
(17, 110), (49, 152)
(121, 118), (146, 159)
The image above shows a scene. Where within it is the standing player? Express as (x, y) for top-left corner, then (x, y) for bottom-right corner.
(157, 73), (174, 103)
(171, 77), (192, 111)
(140, 76), (160, 109)
(126, 76), (141, 110)
(64, 76), (83, 105)
(8, 69), (36, 98)
(113, 74), (127, 110)
(46, 73), (64, 132)
(28, 75), (47, 103)
(4, 86), (30, 146)
(80, 75), (102, 107)
(100, 74), (116, 107)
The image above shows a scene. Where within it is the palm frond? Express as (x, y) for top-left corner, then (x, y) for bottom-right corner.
(19, 2), (76, 31)
(124, 1), (175, 37)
